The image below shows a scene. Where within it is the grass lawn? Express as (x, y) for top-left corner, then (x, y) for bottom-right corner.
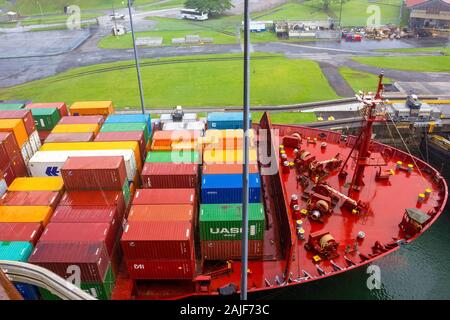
(375, 46), (450, 55)
(0, 54), (339, 109)
(253, 111), (317, 124)
(352, 56), (450, 72)
(1, 0), (163, 15)
(339, 67), (392, 93)
(252, 1), (329, 21)
(20, 13), (101, 26)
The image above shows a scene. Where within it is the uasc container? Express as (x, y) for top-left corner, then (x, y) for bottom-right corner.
(199, 203), (265, 240)
(141, 163), (198, 189)
(132, 188), (196, 205)
(201, 173), (261, 204)
(121, 221), (193, 260)
(29, 241), (110, 283)
(61, 156), (127, 191)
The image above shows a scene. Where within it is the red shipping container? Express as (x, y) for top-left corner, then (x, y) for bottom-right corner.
(121, 221), (193, 261)
(38, 130), (51, 143)
(128, 205), (194, 222)
(0, 132), (20, 170)
(61, 156), (127, 191)
(132, 188), (196, 205)
(51, 206), (119, 224)
(202, 163), (259, 175)
(200, 240), (264, 260)
(141, 163), (198, 189)
(1, 156), (27, 186)
(40, 223), (117, 257)
(29, 242), (109, 283)
(59, 191), (125, 219)
(0, 222), (43, 246)
(45, 132), (95, 143)
(26, 102), (69, 118)
(0, 191), (61, 208)
(0, 110), (36, 136)
(126, 258), (195, 280)
(95, 131), (146, 161)
(58, 115), (104, 125)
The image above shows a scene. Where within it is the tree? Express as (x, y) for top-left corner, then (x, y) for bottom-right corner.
(184, 0), (234, 16)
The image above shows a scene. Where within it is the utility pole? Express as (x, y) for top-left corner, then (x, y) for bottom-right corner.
(127, 0), (146, 114)
(241, 0), (250, 301)
(339, 0), (343, 28)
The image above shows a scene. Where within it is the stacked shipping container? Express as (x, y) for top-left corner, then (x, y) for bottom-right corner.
(0, 176), (64, 299)
(199, 112), (265, 260)
(26, 103), (68, 143)
(29, 156), (128, 300)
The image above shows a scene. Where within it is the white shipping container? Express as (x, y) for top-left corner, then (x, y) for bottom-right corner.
(163, 121), (206, 132)
(0, 179), (7, 197)
(28, 149), (137, 181)
(25, 140), (34, 158)
(29, 131), (41, 153)
(21, 143), (30, 164)
(160, 113), (198, 123)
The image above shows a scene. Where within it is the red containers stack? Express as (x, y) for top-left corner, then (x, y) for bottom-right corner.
(121, 188), (198, 280)
(26, 102), (69, 118)
(121, 221), (195, 280)
(141, 163), (198, 189)
(0, 132), (28, 187)
(0, 222), (43, 246)
(44, 132), (95, 143)
(0, 190), (61, 208)
(29, 156), (131, 299)
(58, 115), (104, 125)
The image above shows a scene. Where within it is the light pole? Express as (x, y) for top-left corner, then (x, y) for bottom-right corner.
(126, 0), (146, 113)
(339, 0), (343, 28)
(241, 0), (250, 301)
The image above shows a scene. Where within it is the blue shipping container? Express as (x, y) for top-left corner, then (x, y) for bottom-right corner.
(207, 112), (252, 130)
(105, 114), (152, 136)
(201, 173), (261, 204)
(0, 241), (40, 300)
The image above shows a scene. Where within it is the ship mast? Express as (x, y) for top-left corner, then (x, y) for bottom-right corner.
(347, 73), (386, 193)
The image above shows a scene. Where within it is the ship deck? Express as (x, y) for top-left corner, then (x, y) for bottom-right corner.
(113, 114), (448, 300)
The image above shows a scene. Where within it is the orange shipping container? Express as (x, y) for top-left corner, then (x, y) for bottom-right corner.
(151, 130), (201, 150)
(128, 204), (194, 222)
(70, 101), (114, 116)
(0, 206), (53, 226)
(0, 119), (28, 147)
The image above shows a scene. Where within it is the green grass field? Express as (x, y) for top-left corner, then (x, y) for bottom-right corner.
(353, 56), (450, 72)
(0, 0), (163, 15)
(0, 54), (339, 109)
(20, 13), (101, 26)
(375, 46), (450, 55)
(339, 67), (392, 93)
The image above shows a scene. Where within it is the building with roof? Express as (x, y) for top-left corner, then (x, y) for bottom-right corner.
(405, 0), (450, 28)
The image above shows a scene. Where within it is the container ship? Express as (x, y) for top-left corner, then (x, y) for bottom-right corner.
(0, 77), (448, 300)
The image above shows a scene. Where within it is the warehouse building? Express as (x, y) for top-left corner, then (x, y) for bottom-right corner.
(406, 0), (450, 28)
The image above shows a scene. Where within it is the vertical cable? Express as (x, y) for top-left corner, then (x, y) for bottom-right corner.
(241, 0), (250, 301)
(128, 0), (146, 114)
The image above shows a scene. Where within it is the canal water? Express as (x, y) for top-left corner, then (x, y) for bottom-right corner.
(267, 163), (450, 300)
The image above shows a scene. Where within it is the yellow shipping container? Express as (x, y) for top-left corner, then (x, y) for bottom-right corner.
(40, 141), (142, 170)
(0, 119), (28, 147)
(0, 206), (53, 226)
(70, 101), (114, 116)
(8, 177), (64, 192)
(51, 123), (100, 134)
(203, 149), (258, 164)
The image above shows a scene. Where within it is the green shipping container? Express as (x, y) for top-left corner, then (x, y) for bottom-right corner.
(0, 241), (33, 261)
(100, 123), (149, 144)
(39, 264), (115, 300)
(145, 150), (200, 163)
(200, 203), (265, 241)
(0, 103), (25, 111)
(123, 180), (131, 206)
(31, 108), (61, 130)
